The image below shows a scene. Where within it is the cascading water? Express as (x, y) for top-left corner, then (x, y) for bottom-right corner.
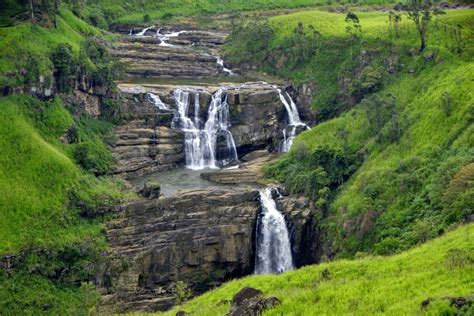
(255, 187), (294, 275)
(145, 93), (169, 110)
(277, 89), (310, 152)
(171, 88), (237, 169)
(136, 26), (154, 36)
(216, 57), (234, 75)
(156, 29), (187, 46)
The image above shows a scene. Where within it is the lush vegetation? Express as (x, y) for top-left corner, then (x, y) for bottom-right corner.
(162, 224), (474, 315)
(223, 8), (474, 257)
(0, 4), (130, 314)
(0, 1), (472, 314)
(68, 0), (402, 27)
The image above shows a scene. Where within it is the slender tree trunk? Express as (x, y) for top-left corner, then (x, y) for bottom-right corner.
(30, 0), (35, 24)
(419, 29), (426, 52)
(54, 0), (59, 28)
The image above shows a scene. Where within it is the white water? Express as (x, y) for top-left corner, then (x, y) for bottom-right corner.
(216, 57), (234, 75)
(136, 26), (154, 36)
(255, 187), (294, 275)
(171, 88), (238, 170)
(276, 89), (310, 152)
(156, 29), (187, 46)
(145, 93), (169, 110)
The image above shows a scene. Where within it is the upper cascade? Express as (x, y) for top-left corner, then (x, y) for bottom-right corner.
(276, 89), (310, 152)
(255, 187), (294, 275)
(171, 88), (238, 170)
(145, 92), (169, 110)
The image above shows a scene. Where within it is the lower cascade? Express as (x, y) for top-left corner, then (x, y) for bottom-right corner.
(171, 88), (238, 169)
(255, 187), (294, 275)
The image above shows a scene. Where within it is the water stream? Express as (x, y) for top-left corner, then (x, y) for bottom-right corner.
(276, 89), (310, 152)
(255, 187), (294, 274)
(171, 88), (238, 170)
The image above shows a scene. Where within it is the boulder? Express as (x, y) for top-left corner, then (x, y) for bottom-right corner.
(227, 287), (280, 316)
(231, 287), (263, 306)
(139, 180), (161, 199)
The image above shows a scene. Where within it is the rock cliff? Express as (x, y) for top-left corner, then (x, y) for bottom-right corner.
(99, 188), (318, 313)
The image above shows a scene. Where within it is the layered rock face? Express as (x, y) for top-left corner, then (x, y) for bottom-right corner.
(110, 27), (229, 79)
(111, 91), (184, 178)
(112, 82), (312, 178)
(100, 188), (318, 313)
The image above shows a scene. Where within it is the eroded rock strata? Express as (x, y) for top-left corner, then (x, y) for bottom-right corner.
(100, 188), (318, 313)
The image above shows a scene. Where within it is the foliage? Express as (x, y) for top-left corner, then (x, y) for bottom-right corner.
(402, 0), (439, 52)
(51, 43), (76, 92)
(162, 224), (474, 316)
(173, 281), (193, 305)
(69, 115), (116, 175)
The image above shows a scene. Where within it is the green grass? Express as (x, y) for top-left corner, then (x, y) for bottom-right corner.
(0, 96), (97, 254)
(161, 224), (474, 315)
(0, 8), (103, 87)
(88, 0), (392, 25)
(234, 9), (474, 255)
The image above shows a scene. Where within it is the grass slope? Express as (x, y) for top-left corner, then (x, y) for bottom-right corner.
(163, 224), (474, 315)
(86, 0), (390, 26)
(250, 9), (474, 255)
(0, 9), (128, 314)
(0, 8), (106, 87)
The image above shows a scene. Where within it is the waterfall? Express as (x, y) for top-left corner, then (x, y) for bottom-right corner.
(136, 26), (154, 37)
(216, 57), (234, 75)
(145, 93), (169, 110)
(255, 187), (294, 275)
(156, 29), (187, 46)
(277, 89), (310, 152)
(171, 88), (237, 169)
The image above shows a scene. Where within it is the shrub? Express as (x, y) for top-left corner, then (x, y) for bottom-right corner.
(173, 281), (193, 304)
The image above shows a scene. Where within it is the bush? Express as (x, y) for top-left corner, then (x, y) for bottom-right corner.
(374, 237), (402, 255)
(143, 13), (151, 23)
(173, 281), (193, 304)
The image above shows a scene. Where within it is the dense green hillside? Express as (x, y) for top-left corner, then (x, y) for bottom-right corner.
(163, 223), (474, 315)
(71, 0), (396, 28)
(223, 8), (473, 257)
(0, 1), (472, 315)
(0, 6), (130, 315)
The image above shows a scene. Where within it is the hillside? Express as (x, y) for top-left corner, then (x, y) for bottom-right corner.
(163, 223), (474, 315)
(223, 8), (474, 257)
(0, 1), (472, 315)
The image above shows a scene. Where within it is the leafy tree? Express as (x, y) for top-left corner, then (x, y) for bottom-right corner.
(51, 43), (76, 93)
(345, 12), (361, 59)
(403, 0), (433, 53)
(173, 281), (193, 304)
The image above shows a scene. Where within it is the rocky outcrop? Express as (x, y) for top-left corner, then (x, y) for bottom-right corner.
(110, 91), (184, 178)
(110, 28), (229, 79)
(227, 287), (280, 316)
(99, 189), (317, 313)
(111, 82), (313, 178)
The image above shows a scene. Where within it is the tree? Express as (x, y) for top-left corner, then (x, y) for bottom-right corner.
(51, 43), (76, 92)
(403, 0), (433, 53)
(345, 12), (361, 59)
